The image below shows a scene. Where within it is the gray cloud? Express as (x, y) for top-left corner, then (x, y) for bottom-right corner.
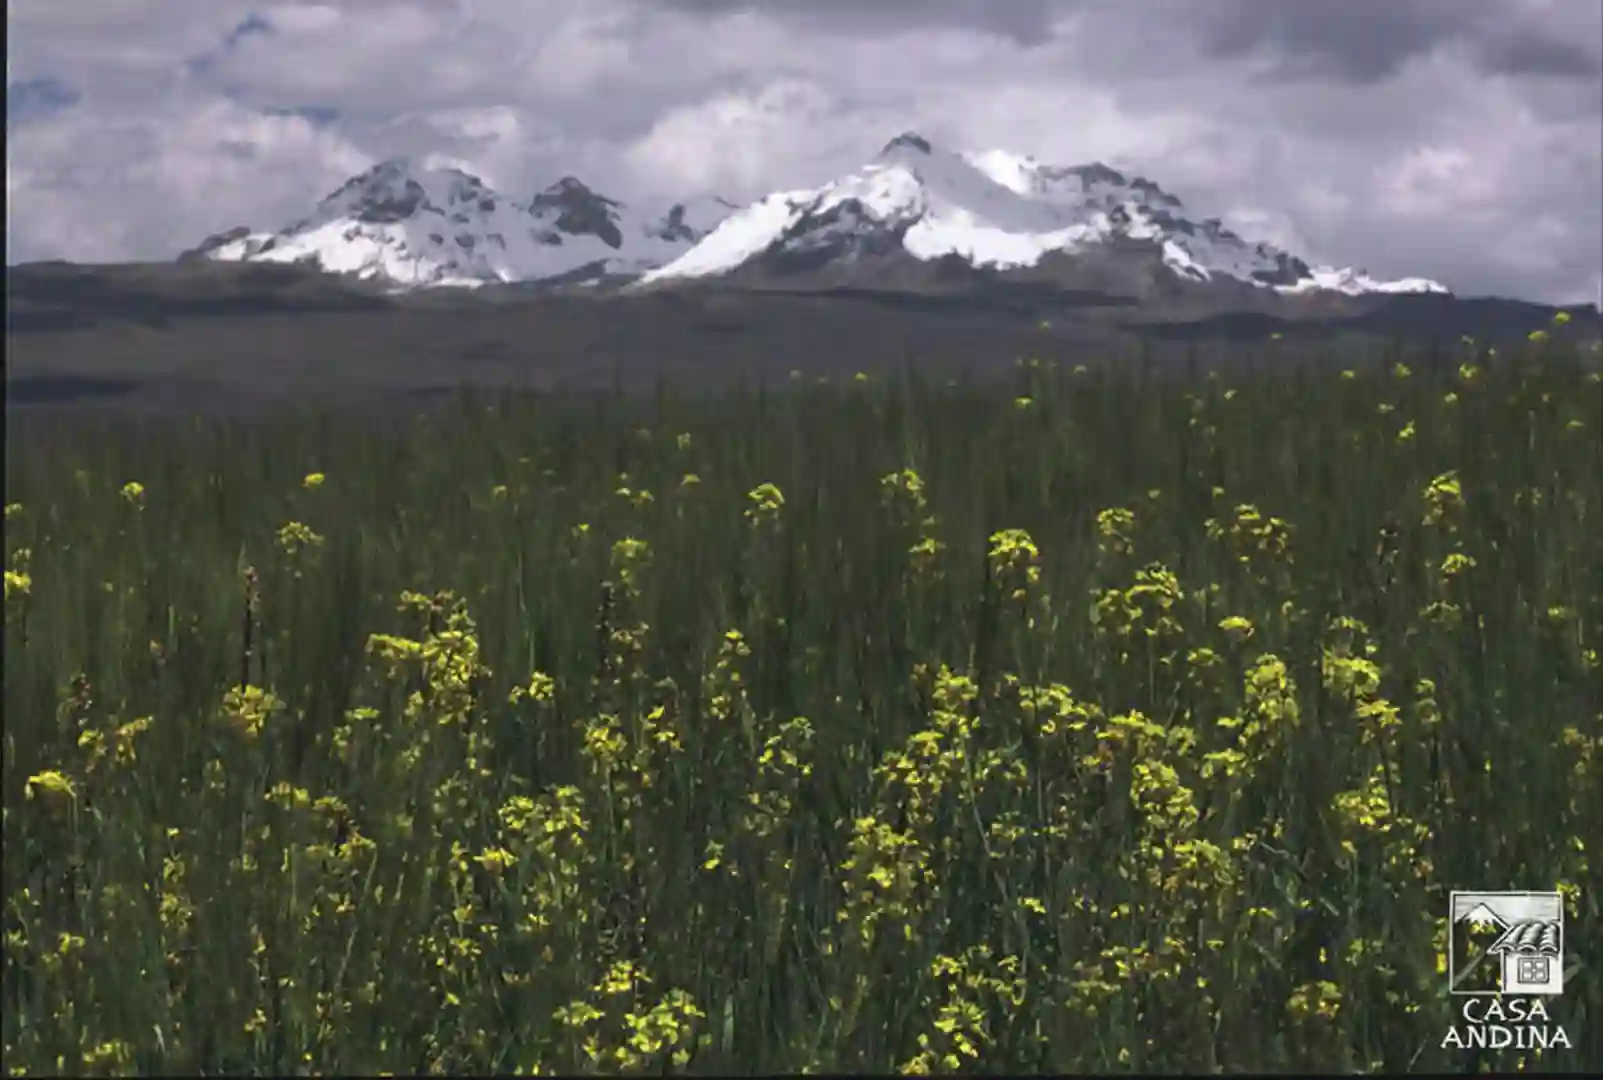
(1475, 25), (1600, 80)
(1184, 0), (1601, 84)
(1189, 1), (1493, 83)
(5, 0), (1599, 305)
(7, 77), (83, 124)
(652, 0), (1071, 46)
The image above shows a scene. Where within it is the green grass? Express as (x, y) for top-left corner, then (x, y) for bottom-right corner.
(5, 331), (1602, 1075)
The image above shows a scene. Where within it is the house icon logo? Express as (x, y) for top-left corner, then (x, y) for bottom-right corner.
(1449, 891), (1565, 996)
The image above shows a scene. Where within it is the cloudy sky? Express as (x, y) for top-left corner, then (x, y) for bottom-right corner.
(7, 0), (1601, 303)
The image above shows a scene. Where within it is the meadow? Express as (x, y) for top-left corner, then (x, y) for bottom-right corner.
(4, 325), (1601, 1074)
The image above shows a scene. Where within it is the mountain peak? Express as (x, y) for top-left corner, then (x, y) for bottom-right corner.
(1065, 161), (1128, 188)
(542, 175), (601, 197)
(530, 176), (626, 248)
(644, 138), (1449, 298)
(1458, 903), (1508, 928)
(882, 131), (934, 156)
(196, 159), (735, 288)
(308, 157), (497, 227)
(652, 195), (742, 243)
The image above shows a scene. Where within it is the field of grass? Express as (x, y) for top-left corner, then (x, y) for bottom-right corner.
(5, 327), (1601, 1074)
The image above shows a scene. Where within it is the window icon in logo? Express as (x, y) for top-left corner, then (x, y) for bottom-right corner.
(1517, 955), (1551, 986)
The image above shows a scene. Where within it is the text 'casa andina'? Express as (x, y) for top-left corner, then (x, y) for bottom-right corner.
(1441, 997), (1572, 1050)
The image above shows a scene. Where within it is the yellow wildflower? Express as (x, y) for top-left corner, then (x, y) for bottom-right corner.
(4, 570), (30, 601)
(26, 770), (77, 806)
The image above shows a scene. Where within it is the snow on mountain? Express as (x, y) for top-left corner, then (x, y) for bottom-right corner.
(188, 136), (1447, 298)
(643, 132), (1448, 297)
(1458, 903), (1509, 930)
(189, 158), (736, 289)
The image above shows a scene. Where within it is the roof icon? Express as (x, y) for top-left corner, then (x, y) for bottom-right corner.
(1487, 920), (1561, 956)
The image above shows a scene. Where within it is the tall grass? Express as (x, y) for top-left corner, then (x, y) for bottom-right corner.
(5, 329), (1601, 1074)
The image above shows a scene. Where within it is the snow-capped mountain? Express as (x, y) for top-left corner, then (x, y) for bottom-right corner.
(642, 132), (1448, 298)
(1458, 903), (1509, 930)
(184, 135), (1448, 299)
(185, 158), (738, 289)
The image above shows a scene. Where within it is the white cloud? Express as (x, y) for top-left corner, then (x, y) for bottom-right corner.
(7, 96), (371, 262)
(259, 4), (344, 35)
(624, 80), (864, 197)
